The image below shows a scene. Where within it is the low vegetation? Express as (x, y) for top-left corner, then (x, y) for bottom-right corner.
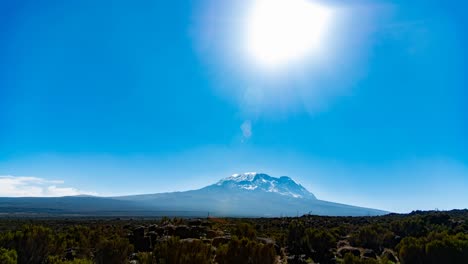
(0, 210), (467, 263)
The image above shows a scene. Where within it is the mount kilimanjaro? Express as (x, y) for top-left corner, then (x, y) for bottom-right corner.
(0, 173), (388, 217)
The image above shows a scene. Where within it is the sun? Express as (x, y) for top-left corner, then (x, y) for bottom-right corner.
(245, 0), (333, 69)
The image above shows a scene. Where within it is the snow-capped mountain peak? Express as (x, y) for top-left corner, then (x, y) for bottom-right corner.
(215, 173), (316, 199)
(224, 172), (258, 182)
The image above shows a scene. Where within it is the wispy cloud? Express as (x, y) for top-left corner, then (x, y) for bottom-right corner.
(241, 120), (252, 141)
(0, 175), (97, 197)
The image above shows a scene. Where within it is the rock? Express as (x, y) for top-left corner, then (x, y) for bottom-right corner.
(132, 226), (151, 252)
(180, 238), (201, 243)
(201, 221), (212, 228)
(163, 224), (176, 236)
(147, 231), (158, 248)
(64, 248), (75, 261)
(191, 226), (208, 237)
(257, 237), (281, 255)
(257, 237), (275, 244)
(129, 253), (138, 261)
(337, 240), (350, 248)
(154, 236), (171, 245)
(362, 249), (377, 259)
(142, 236), (151, 252)
(287, 254), (308, 264)
(148, 224), (158, 232)
(175, 225), (191, 239)
(153, 226), (165, 236)
(133, 226), (145, 238)
(202, 238), (213, 244)
(206, 230), (218, 239)
(337, 246), (361, 258)
(188, 219), (203, 226)
(212, 236), (231, 247)
(127, 234), (134, 245)
(381, 249), (399, 263)
(394, 235), (402, 243)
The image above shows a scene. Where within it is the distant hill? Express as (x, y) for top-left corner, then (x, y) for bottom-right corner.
(0, 173), (388, 217)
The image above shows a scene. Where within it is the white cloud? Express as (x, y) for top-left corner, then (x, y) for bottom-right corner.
(0, 175), (97, 197)
(241, 120), (252, 140)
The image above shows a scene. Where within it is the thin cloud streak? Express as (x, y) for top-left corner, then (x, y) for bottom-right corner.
(241, 120), (252, 140)
(0, 175), (97, 197)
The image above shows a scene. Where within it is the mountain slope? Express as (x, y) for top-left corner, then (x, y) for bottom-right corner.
(116, 173), (387, 216)
(0, 173), (388, 217)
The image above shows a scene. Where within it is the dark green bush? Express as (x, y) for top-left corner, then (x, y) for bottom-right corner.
(343, 253), (379, 264)
(95, 236), (133, 264)
(287, 220), (305, 254)
(303, 228), (336, 263)
(47, 255), (93, 264)
(349, 224), (396, 253)
(5, 225), (58, 264)
(153, 237), (212, 264)
(397, 232), (468, 264)
(215, 236), (276, 264)
(233, 223), (257, 240)
(0, 248), (17, 264)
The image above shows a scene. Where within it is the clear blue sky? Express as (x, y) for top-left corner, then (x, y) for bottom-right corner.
(0, 0), (467, 212)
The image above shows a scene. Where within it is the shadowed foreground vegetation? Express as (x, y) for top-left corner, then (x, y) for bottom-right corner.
(0, 210), (467, 263)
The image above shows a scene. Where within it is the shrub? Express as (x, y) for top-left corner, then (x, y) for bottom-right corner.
(47, 255), (93, 264)
(397, 232), (468, 264)
(0, 248), (17, 264)
(8, 225), (58, 264)
(153, 237), (212, 264)
(425, 232), (468, 264)
(233, 223), (257, 240)
(136, 252), (153, 264)
(303, 228), (336, 263)
(215, 236), (276, 264)
(95, 236), (133, 264)
(343, 253), (379, 264)
(287, 220), (305, 255)
(397, 237), (425, 264)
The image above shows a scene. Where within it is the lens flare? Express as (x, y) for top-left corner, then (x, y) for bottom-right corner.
(245, 0), (333, 70)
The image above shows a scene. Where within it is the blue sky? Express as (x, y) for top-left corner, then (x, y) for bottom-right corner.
(0, 0), (467, 212)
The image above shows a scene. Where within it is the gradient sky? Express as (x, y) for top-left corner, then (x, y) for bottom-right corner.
(0, 0), (467, 213)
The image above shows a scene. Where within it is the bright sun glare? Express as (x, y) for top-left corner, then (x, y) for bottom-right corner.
(246, 0), (333, 69)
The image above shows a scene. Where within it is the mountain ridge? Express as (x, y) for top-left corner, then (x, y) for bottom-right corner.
(107, 172), (388, 216)
(0, 173), (389, 217)
(211, 172), (316, 199)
